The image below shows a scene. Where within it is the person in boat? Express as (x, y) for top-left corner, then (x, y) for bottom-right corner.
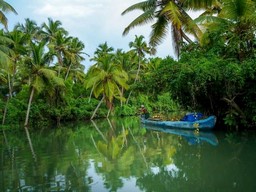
(140, 105), (150, 119)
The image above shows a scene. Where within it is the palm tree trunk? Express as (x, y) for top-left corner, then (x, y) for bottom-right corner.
(121, 87), (124, 106)
(24, 87), (35, 127)
(126, 90), (133, 105)
(64, 63), (72, 80)
(134, 56), (141, 83)
(90, 96), (104, 120)
(107, 105), (112, 118)
(3, 63), (16, 125)
(7, 73), (12, 99)
(88, 83), (95, 103)
(2, 96), (9, 125)
(57, 54), (63, 77)
(126, 56), (141, 104)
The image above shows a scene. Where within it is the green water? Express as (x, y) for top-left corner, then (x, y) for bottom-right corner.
(1, 117), (256, 192)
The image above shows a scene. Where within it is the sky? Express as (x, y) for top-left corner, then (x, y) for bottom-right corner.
(6, 0), (175, 70)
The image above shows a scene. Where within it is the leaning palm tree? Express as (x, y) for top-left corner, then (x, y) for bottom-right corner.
(23, 41), (65, 127)
(122, 0), (215, 56)
(86, 54), (129, 119)
(0, 0), (17, 29)
(87, 42), (114, 102)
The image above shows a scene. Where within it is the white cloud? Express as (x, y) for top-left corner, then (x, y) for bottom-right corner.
(34, 1), (102, 19)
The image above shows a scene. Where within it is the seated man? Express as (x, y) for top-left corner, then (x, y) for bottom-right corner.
(140, 105), (150, 119)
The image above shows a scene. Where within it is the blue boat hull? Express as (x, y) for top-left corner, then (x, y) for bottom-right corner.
(141, 115), (216, 130)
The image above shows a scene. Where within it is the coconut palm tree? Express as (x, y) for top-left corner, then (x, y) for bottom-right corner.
(15, 19), (41, 41)
(126, 35), (153, 104)
(6, 29), (28, 97)
(0, 0), (17, 29)
(23, 41), (65, 127)
(63, 37), (87, 81)
(41, 18), (68, 42)
(113, 49), (136, 106)
(129, 35), (153, 82)
(90, 42), (114, 62)
(86, 54), (129, 119)
(87, 42), (114, 102)
(122, 0), (215, 56)
(41, 18), (71, 77)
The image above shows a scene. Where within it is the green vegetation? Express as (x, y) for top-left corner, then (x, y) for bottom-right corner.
(0, 0), (256, 130)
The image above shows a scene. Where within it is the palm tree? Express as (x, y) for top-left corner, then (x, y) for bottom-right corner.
(90, 42), (114, 62)
(41, 18), (68, 42)
(15, 18), (41, 43)
(122, 0), (214, 56)
(63, 37), (87, 81)
(6, 29), (27, 97)
(23, 41), (65, 127)
(87, 42), (114, 102)
(0, 0), (17, 29)
(126, 35), (152, 104)
(113, 49), (136, 106)
(41, 18), (70, 77)
(86, 54), (129, 119)
(129, 35), (153, 82)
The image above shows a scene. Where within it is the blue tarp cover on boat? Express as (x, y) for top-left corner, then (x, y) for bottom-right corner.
(181, 113), (203, 122)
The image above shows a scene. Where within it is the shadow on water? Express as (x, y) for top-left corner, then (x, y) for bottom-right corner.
(1, 116), (256, 191)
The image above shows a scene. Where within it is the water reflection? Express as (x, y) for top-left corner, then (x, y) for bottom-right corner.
(142, 124), (219, 146)
(1, 117), (256, 191)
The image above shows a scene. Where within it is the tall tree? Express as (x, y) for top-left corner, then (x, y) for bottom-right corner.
(6, 29), (27, 97)
(23, 41), (64, 127)
(41, 18), (70, 77)
(126, 35), (152, 104)
(86, 54), (129, 119)
(63, 37), (87, 81)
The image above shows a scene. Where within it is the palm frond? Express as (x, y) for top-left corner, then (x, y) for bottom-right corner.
(161, 1), (182, 29)
(183, 0), (216, 10)
(121, 1), (155, 15)
(32, 76), (45, 93)
(149, 16), (169, 47)
(123, 8), (155, 36)
(93, 81), (104, 98)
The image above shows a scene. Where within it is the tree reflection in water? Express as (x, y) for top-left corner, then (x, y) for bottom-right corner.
(1, 117), (256, 191)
